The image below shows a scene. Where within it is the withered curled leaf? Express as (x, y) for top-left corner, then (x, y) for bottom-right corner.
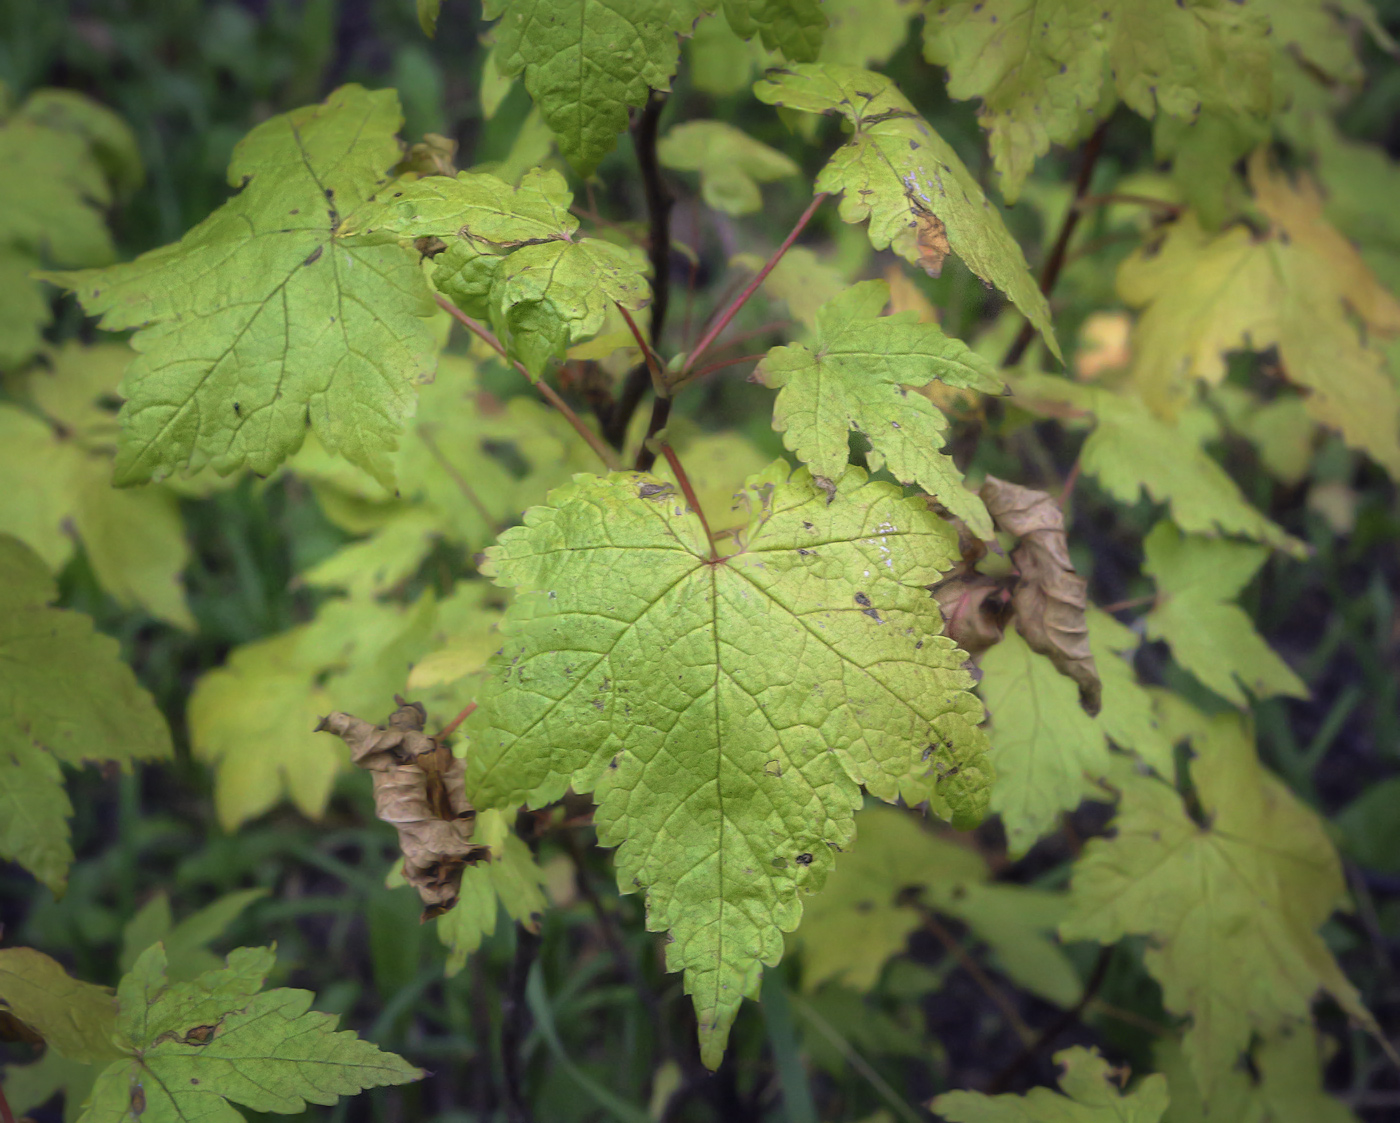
(980, 477), (1101, 715)
(317, 698), (490, 919)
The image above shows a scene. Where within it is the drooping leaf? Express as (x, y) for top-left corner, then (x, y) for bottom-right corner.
(319, 699), (492, 918)
(119, 889), (270, 980)
(1142, 522), (1306, 707)
(932, 1045), (1169, 1122)
(0, 535), (171, 892)
(1010, 374), (1305, 557)
(1155, 1026), (1361, 1123)
(979, 628), (1109, 857)
(1117, 156), (1400, 476)
(0, 89), (139, 368)
(657, 121), (799, 216)
(0, 343), (193, 627)
(346, 168), (651, 377)
(480, 0), (701, 174)
(755, 280), (1001, 535)
(45, 85), (438, 488)
(436, 808), (548, 974)
(753, 64), (1060, 360)
(922, 0), (1271, 202)
(1059, 713), (1373, 1096)
(980, 476), (1098, 711)
(721, 0), (827, 61)
(465, 463), (991, 1066)
(187, 594), (438, 831)
(0, 947), (120, 1064)
(795, 805), (1079, 1007)
(79, 944), (421, 1123)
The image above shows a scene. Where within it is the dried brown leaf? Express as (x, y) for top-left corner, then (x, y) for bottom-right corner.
(317, 698), (490, 918)
(980, 477), (1101, 715)
(913, 208), (952, 277)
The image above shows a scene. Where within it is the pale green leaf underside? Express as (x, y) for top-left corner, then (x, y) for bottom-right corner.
(0, 535), (171, 892)
(1143, 521), (1307, 706)
(484, 0), (701, 174)
(80, 945), (421, 1123)
(47, 85), (438, 489)
(934, 1045), (1169, 1122)
(465, 464), (991, 1067)
(753, 64), (1060, 360)
(923, 0), (1272, 201)
(755, 279), (1001, 537)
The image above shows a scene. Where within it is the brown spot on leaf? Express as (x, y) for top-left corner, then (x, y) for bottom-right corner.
(913, 210), (951, 277)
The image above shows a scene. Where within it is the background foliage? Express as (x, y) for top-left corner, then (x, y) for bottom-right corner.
(3, 1), (1400, 1121)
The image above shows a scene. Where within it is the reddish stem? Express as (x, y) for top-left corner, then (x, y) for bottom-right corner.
(661, 444), (716, 559)
(433, 294), (621, 471)
(437, 702), (477, 741)
(680, 352), (767, 386)
(1058, 459), (1081, 509)
(0, 1082), (16, 1123)
(615, 301), (665, 390)
(683, 192), (828, 375)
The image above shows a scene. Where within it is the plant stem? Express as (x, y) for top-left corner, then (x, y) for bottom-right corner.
(436, 702), (476, 741)
(616, 300), (665, 390)
(1002, 120), (1110, 369)
(683, 193), (828, 376)
(418, 426), (496, 529)
(661, 443), (716, 557)
(433, 294), (621, 471)
(988, 946), (1113, 1093)
(606, 93), (673, 450)
(675, 352), (766, 389)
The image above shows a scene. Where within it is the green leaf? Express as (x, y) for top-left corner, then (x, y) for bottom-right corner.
(657, 121), (800, 216)
(465, 464), (991, 1066)
(436, 808), (548, 974)
(686, 12), (773, 96)
(45, 85), (438, 488)
(347, 168), (651, 377)
(417, 0), (441, 36)
(1059, 713), (1373, 1096)
(80, 945), (421, 1123)
(1011, 374), (1306, 558)
(932, 1045), (1169, 1122)
(1117, 159), (1400, 476)
(1087, 610), (1173, 776)
(922, 1), (1271, 203)
(0, 535), (171, 892)
(481, 0), (701, 174)
(721, 0), (827, 61)
(0, 343), (193, 627)
(188, 594), (438, 830)
(755, 280), (1000, 536)
(120, 889), (270, 980)
(818, 0), (916, 67)
(979, 627), (1109, 857)
(0, 89), (137, 368)
(1142, 522), (1306, 707)
(753, 64), (1060, 360)
(795, 805), (1079, 1006)
(0, 947), (120, 1063)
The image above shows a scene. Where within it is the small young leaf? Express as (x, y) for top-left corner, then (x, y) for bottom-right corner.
(481, 0), (701, 174)
(1142, 522), (1307, 707)
(46, 85), (438, 488)
(754, 64), (1060, 360)
(0, 535), (171, 892)
(755, 279), (1001, 535)
(657, 121), (800, 216)
(466, 464), (992, 1067)
(79, 944), (421, 1123)
(932, 1045), (1169, 1122)
(1060, 713), (1374, 1096)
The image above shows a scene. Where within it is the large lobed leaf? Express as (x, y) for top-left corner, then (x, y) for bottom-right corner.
(47, 85), (438, 488)
(1060, 712), (1375, 1096)
(754, 64), (1059, 360)
(80, 945), (420, 1123)
(0, 535), (171, 892)
(755, 280), (1001, 537)
(465, 463), (991, 1066)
